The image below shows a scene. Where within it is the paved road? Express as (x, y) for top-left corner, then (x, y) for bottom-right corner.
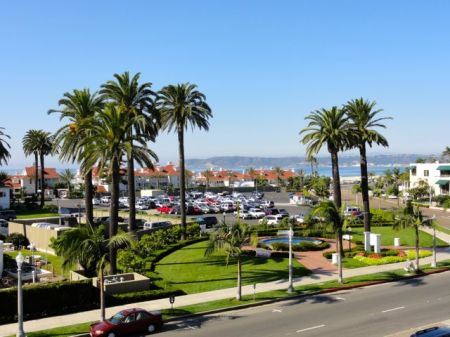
(156, 272), (450, 337)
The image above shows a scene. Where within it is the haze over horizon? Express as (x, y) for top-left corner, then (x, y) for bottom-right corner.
(1, 1), (449, 168)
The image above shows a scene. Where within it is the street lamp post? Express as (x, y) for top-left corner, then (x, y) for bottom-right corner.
(16, 252), (25, 337)
(432, 214), (437, 268)
(348, 226), (352, 252)
(287, 225), (294, 293)
(223, 212), (226, 225)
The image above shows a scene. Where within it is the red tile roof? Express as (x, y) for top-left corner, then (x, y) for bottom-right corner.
(24, 167), (60, 179)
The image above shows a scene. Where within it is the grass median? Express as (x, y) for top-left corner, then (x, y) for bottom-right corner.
(12, 260), (450, 337)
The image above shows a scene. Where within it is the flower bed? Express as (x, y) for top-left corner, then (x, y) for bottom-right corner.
(353, 250), (432, 266)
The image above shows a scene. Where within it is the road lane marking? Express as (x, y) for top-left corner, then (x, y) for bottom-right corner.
(272, 309), (283, 313)
(335, 296), (346, 301)
(382, 306), (405, 313)
(296, 325), (325, 333)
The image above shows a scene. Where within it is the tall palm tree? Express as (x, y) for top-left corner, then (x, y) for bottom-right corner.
(247, 167), (258, 192)
(59, 169), (75, 195)
(22, 129), (41, 195)
(393, 201), (424, 272)
(79, 103), (157, 273)
(300, 107), (350, 208)
(51, 225), (134, 320)
(202, 169), (213, 191)
(0, 127), (11, 166)
(345, 98), (391, 248)
(205, 222), (250, 300)
(441, 146), (450, 162)
(22, 129), (53, 207)
(157, 83), (212, 239)
(312, 200), (345, 283)
(100, 72), (159, 233)
(273, 166), (285, 187)
(49, 88), (104, 226)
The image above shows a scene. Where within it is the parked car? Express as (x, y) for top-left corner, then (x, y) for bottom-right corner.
(344, 206), (361, 217)
(143, 221), (172, 229)
(193, 215), (218, 229)
(278, 209), (290, 218)
(156, 205), (172, 214)
(410, 326), (450, 337)
(100, 196), (111, 204)
(248, 208), (266, 219)
(259, 215), (282, 225)
(239, 210), (255, 220)
(89, 308), (163, 337)
(92, 198), (101, 206)
(0, 210), (16, 221)
(289, 214), (305, 223)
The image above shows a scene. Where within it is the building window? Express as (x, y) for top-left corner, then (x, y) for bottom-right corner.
(411, 168), (416, 176)
(424, 170), (429, 177)
(0, 192), (5, 198)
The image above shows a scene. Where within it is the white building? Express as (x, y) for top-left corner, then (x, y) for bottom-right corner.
(409, 162), (450, 196)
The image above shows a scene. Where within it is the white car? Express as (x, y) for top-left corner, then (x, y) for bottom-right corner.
(290, 214), (305, 223)
(248, 208), (266, 219)
(259, 215), (282, 225)
(92, 198), (101, 205)
(239, 210), (255, 219)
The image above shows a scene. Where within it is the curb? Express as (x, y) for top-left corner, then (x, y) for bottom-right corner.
(68, 267), (449, 337)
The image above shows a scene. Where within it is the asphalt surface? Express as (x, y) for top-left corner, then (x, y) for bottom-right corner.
(154, 271), (450, 337)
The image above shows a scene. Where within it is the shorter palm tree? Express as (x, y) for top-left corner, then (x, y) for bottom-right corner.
(202, 170), (213, 191)
(312, 200), (345, 283)
(393, 201), (424, 272)
(59, 169), (75, 195)
(205, 222), (250, 300)
(51, 225), (134, 320)
(0, 127), (11, 166)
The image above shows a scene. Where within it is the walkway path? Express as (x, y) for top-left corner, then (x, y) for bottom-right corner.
(1, 229), (450, 337)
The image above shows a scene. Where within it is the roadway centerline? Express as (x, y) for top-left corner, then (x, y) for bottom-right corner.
(382, 306), (405, 313)
(296, 324), (326, 333)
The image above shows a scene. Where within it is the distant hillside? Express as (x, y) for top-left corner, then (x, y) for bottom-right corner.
(186, 154), (434, 171)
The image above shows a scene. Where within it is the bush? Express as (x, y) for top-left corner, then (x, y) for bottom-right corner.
(406, 250), (432, 259)
(41, 204), (58, 213)
(5, 233), (30, 249)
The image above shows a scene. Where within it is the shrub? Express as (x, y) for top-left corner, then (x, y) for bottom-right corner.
(5, 233), (30, 249)
(406, 250), (432, 259)
(42, 204), (58, 213)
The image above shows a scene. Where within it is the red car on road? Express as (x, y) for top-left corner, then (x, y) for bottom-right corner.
(90, 308), (162, 337)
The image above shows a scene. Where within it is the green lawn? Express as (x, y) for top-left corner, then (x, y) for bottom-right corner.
(351, 226), (447, 247)
(5, 250), (66, 277)
(155, 241), (311, 294)
(15, 210), (59, 219)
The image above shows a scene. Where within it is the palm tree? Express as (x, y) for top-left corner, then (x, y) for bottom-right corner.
(59, 169), (75, 195)
(442, 146), (450, 161)
(312, 200), (345, 283)
(49, 88), (105, 226)
(247, 167), (258, 192)
(273, 166), (285, 187)
(51, 225), (134, 320)
(157, 83), (212, 240)
(0, 127), (11, 166)
(393, 201), (424, 272)
(22, 129), (53, 207)
(22, 129), (41, 195)
(100, 72), (159, 233)
(202, 169), (213, 191)
(307, 155), (318, 176)
(300, 107), (350, 209)
(205, 222), (250, 300)
(345, 98), (391, 247)
(79, 103), (157, 273)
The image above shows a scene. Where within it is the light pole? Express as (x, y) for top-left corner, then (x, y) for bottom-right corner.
(348, 226), (352, 252)
(287, 224), (294, 293)
(432, 214), (437, 268)
(78, 203), (81, 225)
(223, 212), (226, 225)
(16, 252), (25, 337)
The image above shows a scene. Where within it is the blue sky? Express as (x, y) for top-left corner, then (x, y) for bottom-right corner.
(1, 0), (449, 168)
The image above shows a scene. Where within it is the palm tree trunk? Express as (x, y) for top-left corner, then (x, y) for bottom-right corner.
(359, 144), (371, 234)
(236, 255), (242, 300)
(99, 269), (105, 321)
(84, 169), (94, 228)
(109, 157), (120, 274)
(127, 143), (137, 233)
(330, 151), (342, 208)
(178, 128), (186, 241)
(39, 152), (45, 208)
(34, 152), (38, 195)
(415, 226), (420, 271)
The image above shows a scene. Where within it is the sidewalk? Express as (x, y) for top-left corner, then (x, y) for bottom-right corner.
(1, 229), (450, 337)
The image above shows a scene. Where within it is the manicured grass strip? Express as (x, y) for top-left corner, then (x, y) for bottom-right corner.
(351, 226), (447, 247)
(10, 260), (450, 337)
(16, 212), (59, 219)
(5, 321), (93, 337)
(435, 224), (450, 235)
(155, 241), (311, 294)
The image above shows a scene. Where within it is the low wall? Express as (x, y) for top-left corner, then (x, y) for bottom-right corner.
(92, 272), (151, 294)
(7, 222), (65, 254)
